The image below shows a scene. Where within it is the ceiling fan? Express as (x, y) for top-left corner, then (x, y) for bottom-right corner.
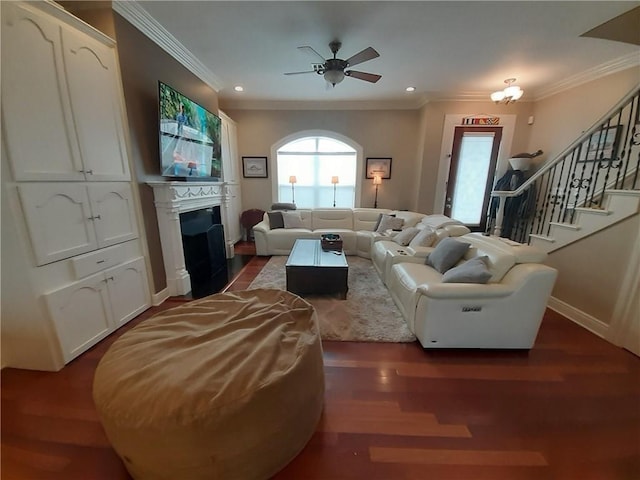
(284, 41), (381, 87)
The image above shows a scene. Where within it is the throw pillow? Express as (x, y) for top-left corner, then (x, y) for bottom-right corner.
(408, 227), (438, 248)
(373, 212), (394, 232)
(425, 237), (470, 273)
(282, 210), (305, 229)
(267, 211), (284, 230)
(376, 214), (404, 233)
(270, 202), (297, 211)
(442, 256), (492, 284)
(393, 227), (419, 246)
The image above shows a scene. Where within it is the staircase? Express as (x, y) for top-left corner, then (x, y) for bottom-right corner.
(529, 189), (640, 252)
(491, 87), (640, 252)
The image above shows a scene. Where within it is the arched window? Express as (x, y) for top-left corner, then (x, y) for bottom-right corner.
(276, 135), (358, 208)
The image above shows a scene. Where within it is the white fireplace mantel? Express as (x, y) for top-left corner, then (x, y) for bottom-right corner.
(148, 181), (228, 296)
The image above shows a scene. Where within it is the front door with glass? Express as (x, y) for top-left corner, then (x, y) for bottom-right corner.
(444, 126), (502, 231)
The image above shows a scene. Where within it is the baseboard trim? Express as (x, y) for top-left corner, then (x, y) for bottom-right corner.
(548, 296), (610, 339)
(151, 288), (170, 306)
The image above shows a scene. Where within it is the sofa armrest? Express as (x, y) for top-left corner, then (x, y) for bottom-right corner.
(253, 220), (271, 256)
(371, 232), (388, 242)
(416, 283), (513, 299)
(390, 255), (426, 266)
(499, 263), (558, 289)
(253, 220), (270, 234)
(405, 246), (435, 258)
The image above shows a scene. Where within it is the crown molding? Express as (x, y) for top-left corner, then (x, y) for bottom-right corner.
(112, 0), (223, 92)
(534, 52), (640, 101)
(218, 99), (423, 111)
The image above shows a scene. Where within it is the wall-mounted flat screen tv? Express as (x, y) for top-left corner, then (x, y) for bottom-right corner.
(159, 81), (222, 179)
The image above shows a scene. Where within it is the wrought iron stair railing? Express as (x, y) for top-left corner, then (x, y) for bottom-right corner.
(489, 87), (640, 244)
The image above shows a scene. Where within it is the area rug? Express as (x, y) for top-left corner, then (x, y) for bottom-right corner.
(248, 256), (416, 343)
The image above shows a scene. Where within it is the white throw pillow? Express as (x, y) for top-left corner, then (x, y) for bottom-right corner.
(376, 214), (404, 233)
(282, 211), (305, 229)
(408, 227), (438, 248)
(393, 227), (419, 246)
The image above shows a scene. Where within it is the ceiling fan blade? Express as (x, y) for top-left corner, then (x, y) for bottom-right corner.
(345, 47), (379, 67)
(297, 45), (327, 63)
(284, 70), (317, 76)
(345, 70), (382, 83)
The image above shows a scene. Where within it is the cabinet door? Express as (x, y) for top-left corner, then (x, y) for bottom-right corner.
(88, 183), (139, 248)
(220, 113), (241, 183)
(19, 183), (97, 265)
(45, 273), (113, 363)
(61, 28), (130, 181)
(220, 117), (232, 182)
(225, 184), (242, 244)
(1, 2), (84, 181)
(105, 257), (150, 328)
(227, 119), (241, 182)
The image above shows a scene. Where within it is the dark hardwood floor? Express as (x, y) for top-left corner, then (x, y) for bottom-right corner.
(2, 241), (639, 479)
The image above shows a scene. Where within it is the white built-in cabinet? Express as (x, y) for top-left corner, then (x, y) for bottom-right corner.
(19, 182), (139, 265)
(1, 1), (150, 371)
(45, 257), (149, 363)
(220, 111), (243, 245)
(2, 2), (130, 181)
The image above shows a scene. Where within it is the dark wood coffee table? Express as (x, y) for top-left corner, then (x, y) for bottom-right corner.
(286, 239), (348, 299)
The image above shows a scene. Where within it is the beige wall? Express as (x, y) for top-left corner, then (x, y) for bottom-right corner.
(228, 102), (534, 216)
(226, 109), (421, 212)
(527, 67), (640, 324)
(526, 67), (640, 165)
(415, 100), (533, 214)
(113, 13), (220, 293)
(547, 215), (639, 323)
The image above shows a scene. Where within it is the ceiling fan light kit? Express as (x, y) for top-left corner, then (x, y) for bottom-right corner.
(284, 40), (382, 87)
(491, 78), (524, 104)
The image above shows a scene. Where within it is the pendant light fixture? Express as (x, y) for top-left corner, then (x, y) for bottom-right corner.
(491, 78), (524, 104)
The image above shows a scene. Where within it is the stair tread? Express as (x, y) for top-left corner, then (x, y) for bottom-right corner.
(529, 234), (555, 242)
(573, 207), (612, 215)
(605, 189), (640, 196)
(549, 222), (581, 230)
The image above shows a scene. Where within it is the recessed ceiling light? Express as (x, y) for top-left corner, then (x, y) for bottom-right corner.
(234, 85), (244, 92)
(405, 86), (416, 92)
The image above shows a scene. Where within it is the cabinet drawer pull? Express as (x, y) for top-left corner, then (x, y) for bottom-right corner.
(87, 215), (102, 221)
(96, 260), (105, 264)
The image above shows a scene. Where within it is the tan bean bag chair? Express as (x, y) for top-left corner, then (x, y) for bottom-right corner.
(93, 289), (324, 480)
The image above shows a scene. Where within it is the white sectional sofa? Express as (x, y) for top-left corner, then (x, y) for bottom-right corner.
(253, 207), (557, 350)
(253, 208), (428, 257)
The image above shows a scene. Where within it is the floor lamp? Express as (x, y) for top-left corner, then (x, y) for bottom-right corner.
(331, 176), (339, 207)
(289, 176), (297, 203)
(373, 175), (382, 208)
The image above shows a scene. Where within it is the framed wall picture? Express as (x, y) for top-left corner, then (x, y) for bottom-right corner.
(578, 126), (621, 163)
(242, 156), (268, 178)
(366, 157), (392, 179)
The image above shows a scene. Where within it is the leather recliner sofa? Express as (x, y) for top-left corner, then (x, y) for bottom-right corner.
(387, 233), (557, 349)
